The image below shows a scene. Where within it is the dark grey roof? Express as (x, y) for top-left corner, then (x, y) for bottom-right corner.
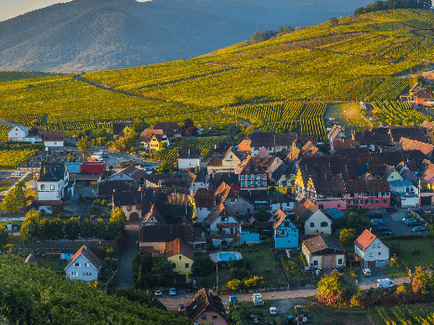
(39, 163), (64, 182)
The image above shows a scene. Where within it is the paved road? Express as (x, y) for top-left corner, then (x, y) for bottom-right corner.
(115, 222), (140, 288)
(159, 277), (412, 312)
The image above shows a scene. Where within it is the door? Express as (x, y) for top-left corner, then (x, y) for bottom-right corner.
(176, 274), (186, 285)
(129, 212), (139, 222)
(368, 261), (375, 268)
(421, 196), (432, 206)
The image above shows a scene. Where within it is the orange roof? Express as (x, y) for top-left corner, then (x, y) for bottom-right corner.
(165, 238), (195, 261)
(273, 209), (287, 230)
(354, 229), (377, 252)
(399, 137), (433, 157)
(65, 245), (100, 270)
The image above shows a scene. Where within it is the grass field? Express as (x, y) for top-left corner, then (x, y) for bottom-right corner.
(383, 238), (434, 268)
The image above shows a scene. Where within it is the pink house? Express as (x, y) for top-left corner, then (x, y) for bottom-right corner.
(345, 179), (390, 210)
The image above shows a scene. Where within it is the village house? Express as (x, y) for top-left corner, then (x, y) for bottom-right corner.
(112, 190), (142, 222)
(238, 156), (268, 191)
(207, 146), (244, 174)
(293, 198), (332, 236)
(238, 132), (298, 156)
(214, 182), (254, 216)
(107, 165), (146, 183)
(64, 245), (101, 282)
(301, 235), (345, 269)
(8, 124), (28, 142)
(43, 131), (65, 150)
(165, 238), (195, 285)
(204, 203), (240, 248)
(354, 229), (390, 268)
(113, 122), (133, 136)
(272, 209), (298, 248)
(185, 288), (228, 324)
(190, 188), (216, 225)
(178, 146), (202, 171)
(389, 178), (418, 207)
(421, 120), (434, 143)
(239, 216), (261, 244)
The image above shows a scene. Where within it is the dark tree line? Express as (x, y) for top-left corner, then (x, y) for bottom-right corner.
(251, 26), (295, 43)
(355, 0), (432, 16)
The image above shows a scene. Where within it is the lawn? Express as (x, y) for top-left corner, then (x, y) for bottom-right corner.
(324, 103), (371, 134)
(383, 238), (434, 269)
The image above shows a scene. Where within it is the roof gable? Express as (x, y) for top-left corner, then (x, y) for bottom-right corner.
(354, 229), (380, 251)
(65, 245), (100, 270)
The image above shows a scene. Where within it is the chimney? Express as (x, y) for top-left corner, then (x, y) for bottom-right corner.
(84, 246), (87, 251)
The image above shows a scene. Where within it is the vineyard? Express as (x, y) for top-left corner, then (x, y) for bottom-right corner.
(224, 102), (327, 140)
(0, 149), (38, 169)
(0, 124), (11, 141)
(152, 137), (225, 162)
(1, 9), (434, 137)
(371, 100), (430, 126)
(376, 305), (434, 324)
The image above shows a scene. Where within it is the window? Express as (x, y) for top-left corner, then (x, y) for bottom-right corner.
(40, 184), (45, 190)
(50, 184), (55, 190)
(230, 198), (236, 204)
(364, 192), (369, 196)
(313, 260), (318, 266)
(383, 198), (387, 203)
(377, 243), (381, 248)
(349, 200), (354, 204)
(357, 199), (362, 204)
(247, 174), (251, 179)
(321, 222), (328, 227)
(221, 217), (228, 222)
(70, 272), (78, 277)
(83, 272), (92, 276)
(241, 181), (245, 186)
(350, 193), (354, 197)
(241, 175), (245, 179)
(378, 252), (381, 256)
(213, 315), (218, 319)
(310, 222), (315, 227)
(127, 206), (132, 211)
(285, 222), (289, 227)
(202, 315), (207, 320)
(179, 256), (182, 260)
(369, 252), (373, 257)
(185, 263), (189, 268)
(84, 263), (89, 268)
(262, 181), (267, 185)
(375, 199), (379, 204)
(74, 262), (81, 267)
(365, 199), (372, 204)
(254, 174), (257, 179)
(338, 259), (343, 265)
(247, 208), (250, 213)
(261, 174), (264, 178)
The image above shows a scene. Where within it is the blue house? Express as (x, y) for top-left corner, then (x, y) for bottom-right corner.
(273, 209), (298, 248)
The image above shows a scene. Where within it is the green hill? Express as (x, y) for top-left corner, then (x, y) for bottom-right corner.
(1, 9), (434, 139)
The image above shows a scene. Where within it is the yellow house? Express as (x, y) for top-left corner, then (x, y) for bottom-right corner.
(165, 238), (195, 284)
(149, 134), (169, 154)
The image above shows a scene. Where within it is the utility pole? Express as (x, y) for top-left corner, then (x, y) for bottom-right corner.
(216, 262), (219, 294)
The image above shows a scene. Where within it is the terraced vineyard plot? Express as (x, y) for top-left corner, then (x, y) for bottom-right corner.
(299, 103), (327, 141)
(376, 306), (434, 325)
(366, 77), (411, 101)
(0, 124), (11, 141)
(0, 149), (38, 169)
(372, 100), (429, 126)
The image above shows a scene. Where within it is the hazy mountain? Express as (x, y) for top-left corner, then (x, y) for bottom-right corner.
(0, 0), (370, 73)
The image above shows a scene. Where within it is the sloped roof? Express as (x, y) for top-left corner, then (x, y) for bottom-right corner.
(39, 163), (64, 182)
(303, 235), (345, 255)
(399, 137), (433, 157)
(243, 132), (298, 148)
(345, 178), (390, 193)
(43, 131), (65, 142)
(223, 146), (243, 162)
(178, 146), (201, 159)
(142, 204), (166, 225)
(421, 120), (434, 132)
(207, 156), (222, 167)
(192, 188), (215, 207)
(389, 126), (429, 143)
(139, 129), (163, 142)
(354, 229), (379, 252)
(326, 208), (345, 220)
(139, 224), (193, 243)
(205, 203), (238, 225)
(208, 173), (239, 189)
(239, 156), (266, 175)
(113, 122), (131, 135)
(165, 238), (195, 261)
(328, 124), (344, 139)
(65, 245), (100, 270)
(96, 180), (139, 197)
(185, 288), (226, 322)
(110, 166), (146, 181)
(293, 198), (319, 221)
(273, 209), (289, 230)
(421, 163), (434, 184)
(215, 182), (239, 203)
(24, 253), (44, 268)
(113, 190), (142, 206)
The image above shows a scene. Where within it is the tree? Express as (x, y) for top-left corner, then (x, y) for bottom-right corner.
(1, 183), (26, 213)
(20, 210), (41, 241)
(95, 218), (107, 240)
(108, 208), (126, 240)
(49, 217), (65, 241)
(330, 18), (339, 27)
(339, 228), (356, 245)
(254, 207), (270, 222)
(152, 256), (176, 287)
(317, 271), (356, 307)
(77, 136), (91, 150)
(181, 119), (197, 137)
(64, 217), (81, 244)
(156, 160), (175, 174)
(192, 254), (215, 278)
(132, 253), (155, 289)
(0, 224), (8, 245)
(81, 218), (95, 243)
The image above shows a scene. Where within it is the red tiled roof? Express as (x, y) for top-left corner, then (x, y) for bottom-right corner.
(399, 137), (434, 157)
(43, 131), (65, 142)
(421, 164), (434, 184)
(354, 229), (377, 252)
(165, 238), (195, 261)
(273, 209), (287, 231)
(192, 188), (215, 207)
(65, 245), (100, 270)
(293, 198), (318, 221)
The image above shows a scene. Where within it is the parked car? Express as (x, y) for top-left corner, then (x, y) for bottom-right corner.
(10, 171), (20, 177)
(412, 226), (426, 232)
(378, 230), (393, 236)
(169, 288), (177, 296)
(229, 295), (238, 305)
(178, 304), (185, 313)
(285, 315), (296, 324)
(377, 278), (396, 288)
(403, 217), (416, 225)
(407, 220), (421, 227)
(252, 293), (264, 306)
(270, 307), (278, 315)
(154, 289), (162, 296)
(363, 268), (372, 276)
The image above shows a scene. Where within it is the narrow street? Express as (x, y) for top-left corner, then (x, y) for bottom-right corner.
(158, 277), (411, 313)
(115, 222), (140, 288)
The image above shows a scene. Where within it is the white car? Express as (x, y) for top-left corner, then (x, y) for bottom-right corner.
(377, 278), (396, 288)
(270, 307), (278, 315)
(363, 268), (371, 277)
(169, 288), (176, 296)
(154, 289), (162, 296)
(10, 171), (20, 177)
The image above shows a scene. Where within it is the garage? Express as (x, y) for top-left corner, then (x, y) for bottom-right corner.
(421, 196), (432, 206)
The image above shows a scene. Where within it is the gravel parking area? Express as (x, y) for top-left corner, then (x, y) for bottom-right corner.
(356, 267), (389, 286)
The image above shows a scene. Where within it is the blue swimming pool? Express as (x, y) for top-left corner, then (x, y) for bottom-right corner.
(218, 252), (239, 262)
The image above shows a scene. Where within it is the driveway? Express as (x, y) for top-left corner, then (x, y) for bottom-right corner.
(63, 187), (93, 216)
(356, 267), (389, 286)
(115, 222), (140, 288)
